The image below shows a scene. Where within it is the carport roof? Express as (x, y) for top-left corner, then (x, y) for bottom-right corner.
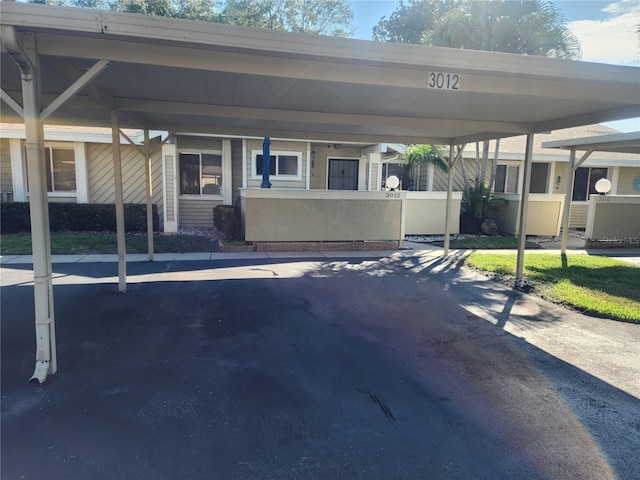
(542, 131), (640, 155)
(1, 2), (639, 145)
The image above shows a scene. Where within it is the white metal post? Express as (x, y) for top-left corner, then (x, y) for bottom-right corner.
(18, 31), (57, 382)
(560, 149), (577, 254)
(144, 129), (154, 261)
(516, 134), (535, 283)
(443, 142), (455, 256)
(111, 111), (127, 292)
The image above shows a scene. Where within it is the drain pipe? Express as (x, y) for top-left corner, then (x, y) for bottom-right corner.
(2, 26), (57, 384)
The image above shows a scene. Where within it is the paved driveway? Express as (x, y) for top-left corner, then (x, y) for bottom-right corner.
(2, 253), (639, 479)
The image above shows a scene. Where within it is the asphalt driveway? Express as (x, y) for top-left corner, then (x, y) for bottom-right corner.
(2, 253), (639, 479)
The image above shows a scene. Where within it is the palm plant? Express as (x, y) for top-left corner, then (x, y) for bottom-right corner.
(400, 144), (447, 190)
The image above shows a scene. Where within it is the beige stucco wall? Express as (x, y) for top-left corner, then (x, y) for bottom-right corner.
(241, 189), (402, 242)
(404, 192), (462, 235)
(586, 196), (640, 241)
(617, 167), (640, 195)
(493, 194), (564, 236)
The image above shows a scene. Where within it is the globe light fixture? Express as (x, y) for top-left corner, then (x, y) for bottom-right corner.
(386, 175), (400, 190)
(594, 178), (612, 195)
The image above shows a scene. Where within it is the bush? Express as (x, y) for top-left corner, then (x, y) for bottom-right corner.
(213, 205), (241, 240)
(0, 202), (159, 233)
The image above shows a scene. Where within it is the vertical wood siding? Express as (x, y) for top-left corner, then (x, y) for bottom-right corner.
(165, 154), (175, 222)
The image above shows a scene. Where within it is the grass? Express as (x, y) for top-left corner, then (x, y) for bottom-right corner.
(0, 232), (218, 255)
(433, 236), (541, 249)
(462, 252), (640, 323)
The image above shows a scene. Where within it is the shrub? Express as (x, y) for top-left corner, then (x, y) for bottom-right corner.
(213, 205), (241, 240)
(0, 202), (159, 233)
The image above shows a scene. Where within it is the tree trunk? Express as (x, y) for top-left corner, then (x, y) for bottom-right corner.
(489, 138), (501, 190)
(480, 140), (490, 185)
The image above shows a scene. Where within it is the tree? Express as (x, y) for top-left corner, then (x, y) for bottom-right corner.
(221, 0), (354, 36)
(422, 0), (582, 60)
(372, 0), (455, 44)
(400, 144), (447, 191)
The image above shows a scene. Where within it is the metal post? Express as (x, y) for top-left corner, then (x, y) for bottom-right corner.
(144, 129), (154, 261)
(443, 142), (455, 256)
(19, 31), (57, 382)
(111, 111), (127, 292)
(560, 149), (576, 254)
(516, 133), (535, 283)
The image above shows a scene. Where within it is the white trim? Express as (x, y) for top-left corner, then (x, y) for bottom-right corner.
(358, 156), (367, 191)
(177, 149), (224, 197)
(242, 139), (247, 189)
(250, 149), (303, 181)
(427, 164), (434, 192)
(74, 142), (88, 203)
(611, 166), (620, 194)
(545, 161), (554, 194)
(305, 142), (311, 190)
(173, 152), (179, 228)
(9, 138), (26, 201)
(222, 139), (232, 204)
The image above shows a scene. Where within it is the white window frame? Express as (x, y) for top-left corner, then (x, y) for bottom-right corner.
(494, 163), (520, 194)
(178, 149), (224, 198)
(251, 149), (302, 181)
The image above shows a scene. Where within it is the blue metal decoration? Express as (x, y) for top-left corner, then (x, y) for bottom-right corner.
(261, 137), (272, 188)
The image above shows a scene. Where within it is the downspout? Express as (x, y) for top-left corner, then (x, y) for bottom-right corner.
(2, 26), (57, 383)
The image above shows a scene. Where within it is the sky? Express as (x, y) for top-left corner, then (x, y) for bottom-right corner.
(349, 0), (640, 132)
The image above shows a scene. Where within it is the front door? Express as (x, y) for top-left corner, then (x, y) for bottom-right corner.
(328, 159), (359, 190)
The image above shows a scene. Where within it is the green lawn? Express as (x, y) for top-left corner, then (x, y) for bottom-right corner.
(0, 232), (218, 255)
(463, 252), (640, 323)
(434, 236), (541, 249)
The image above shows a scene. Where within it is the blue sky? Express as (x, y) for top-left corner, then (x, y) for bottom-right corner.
(349, 0), (640, 132)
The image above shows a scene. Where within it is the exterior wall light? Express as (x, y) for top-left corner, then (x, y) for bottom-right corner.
(595, 178), (612, 195)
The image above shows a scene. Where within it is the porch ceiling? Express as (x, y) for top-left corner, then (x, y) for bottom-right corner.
(1, 2), (639, 145)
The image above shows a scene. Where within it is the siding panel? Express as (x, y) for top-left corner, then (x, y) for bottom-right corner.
(0, 138), (13, 194)
(617, 167), (640, 195)
(179, 198), (223, 227)
(569, 204), (589, 229)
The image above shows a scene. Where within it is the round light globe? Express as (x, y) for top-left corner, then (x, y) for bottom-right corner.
(594, 178), (612, 194)
(386, 175), (400, 190)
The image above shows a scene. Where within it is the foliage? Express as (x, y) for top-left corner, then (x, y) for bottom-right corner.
(213, 204), (241, 240)
(464, 253), (640, 323)
(402, 144), (447, 171)
(31, 0), (354, 36)
(460, 183), (506, 233)
(0, 202), (158, 233)
(372, 0), (454, 43)
(220, 0), (354, 36)
(422, 0), (582, 60)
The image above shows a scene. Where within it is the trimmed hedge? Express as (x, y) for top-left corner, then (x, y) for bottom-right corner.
(0, 202), (159, 233)
(213, 205), (241, 240)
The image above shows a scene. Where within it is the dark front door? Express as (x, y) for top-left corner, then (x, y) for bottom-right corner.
(328, 159), (359, 190)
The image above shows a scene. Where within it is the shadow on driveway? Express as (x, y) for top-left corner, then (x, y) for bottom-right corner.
(2, 257), (638, 479)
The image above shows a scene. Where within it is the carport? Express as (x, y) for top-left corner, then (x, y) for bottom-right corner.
(1, 2), (638, 383)
(541, 131), (640, 252)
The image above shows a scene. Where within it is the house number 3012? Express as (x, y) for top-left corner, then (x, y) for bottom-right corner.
(428, 72), (460, 90)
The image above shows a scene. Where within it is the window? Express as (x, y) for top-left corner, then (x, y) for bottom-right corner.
(572, 167), (608, 201)
(252, 150), (301, 180)
(179, 152), (223, 195)
(529, 163), (549, 194)
(45, 146), (76, 192)
(494, 165), (519, 193)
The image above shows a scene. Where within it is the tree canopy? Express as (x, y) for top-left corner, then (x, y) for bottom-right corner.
(373, 0), (581, 60)
(29, 0), (354, 36)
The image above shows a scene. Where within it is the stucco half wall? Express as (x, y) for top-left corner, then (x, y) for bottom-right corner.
(586, 195), (640, 242)
(405, 192), (462, 235)
(241, 189), (403, 242)
(493, 194), (565, 236)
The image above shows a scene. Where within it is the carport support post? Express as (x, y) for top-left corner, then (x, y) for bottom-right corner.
(516, 133), (535, 282)
(443, 142), (456, 256)
(111, 111), (127, 292)
(144, 129), (154, 261)
(20, 32), (57, 381)
(560, 149), (577, 254)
